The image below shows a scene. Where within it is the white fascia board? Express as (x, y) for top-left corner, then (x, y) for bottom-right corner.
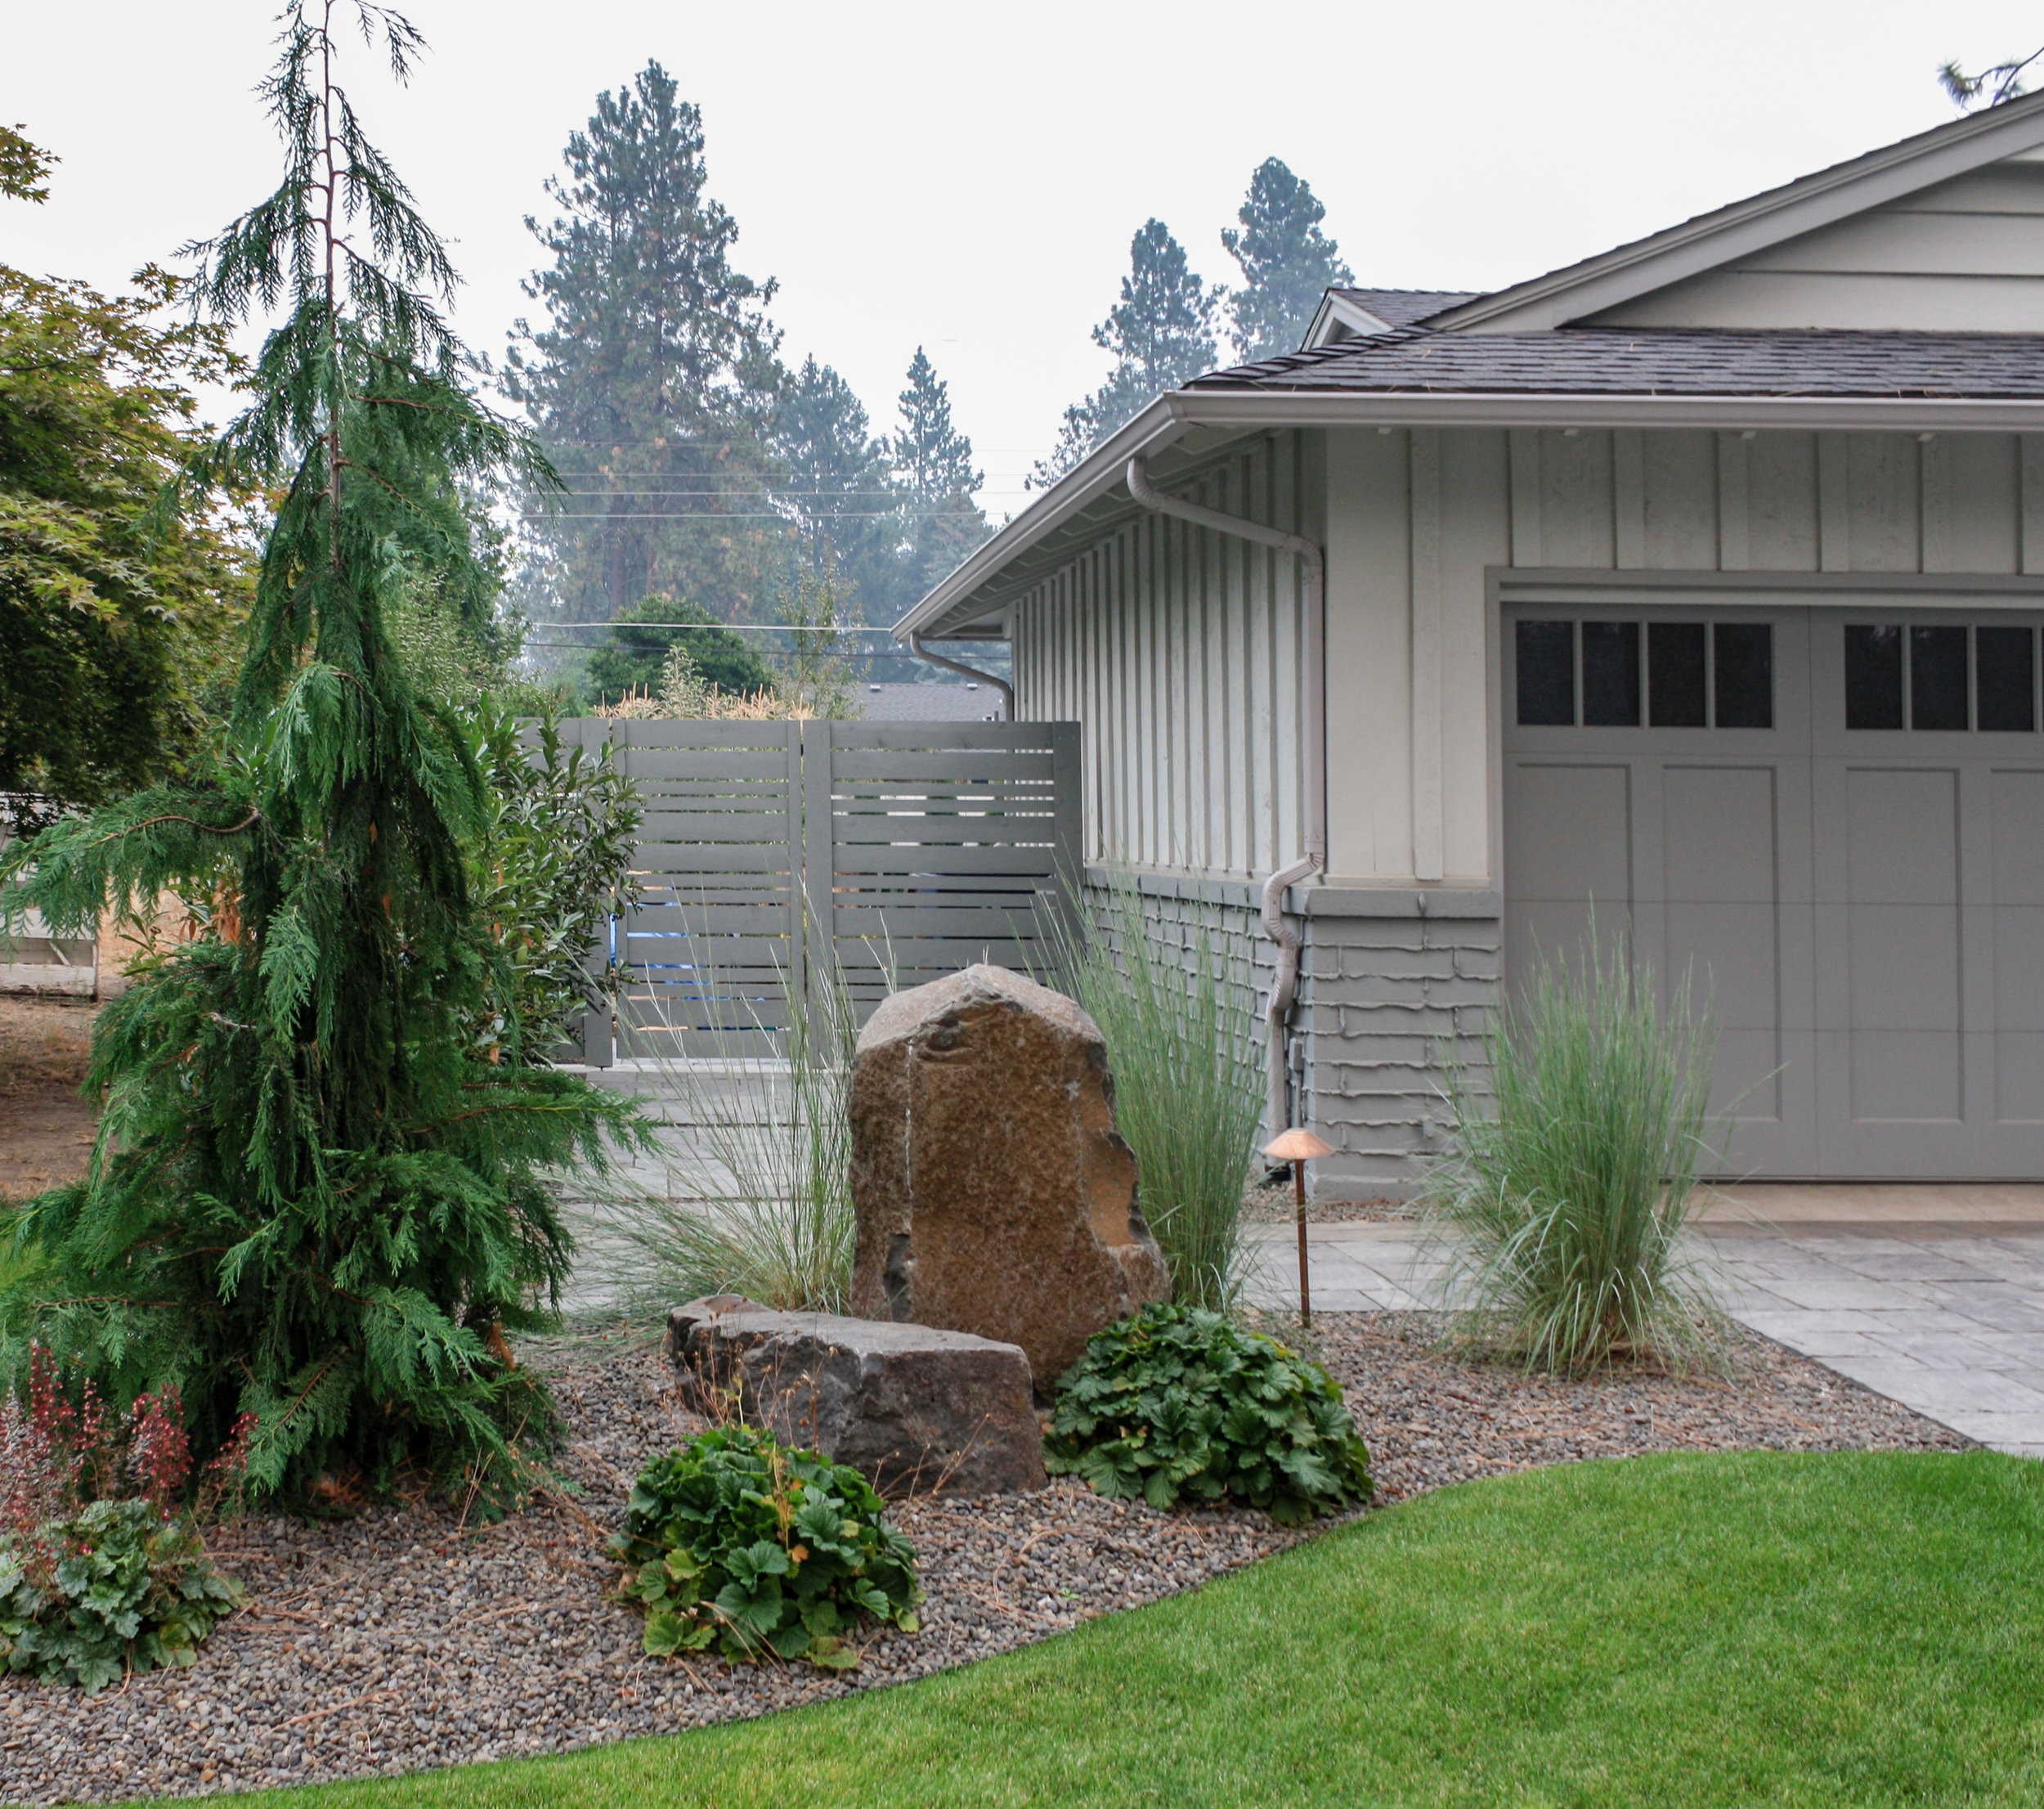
(891, 399), (1188, 641)
(1432, 92), (2044, 334)
(1174, 390), (2044, 433)
(1302, 292), (1395, 349)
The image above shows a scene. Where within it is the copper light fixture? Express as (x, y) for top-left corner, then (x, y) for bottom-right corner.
(1262, 1127), (1332, 1327)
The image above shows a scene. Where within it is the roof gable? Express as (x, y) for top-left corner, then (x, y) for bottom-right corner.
(1430, 92), (2044, 335)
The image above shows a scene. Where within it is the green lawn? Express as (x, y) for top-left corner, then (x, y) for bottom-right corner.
(259, 1450), (2044, 1808)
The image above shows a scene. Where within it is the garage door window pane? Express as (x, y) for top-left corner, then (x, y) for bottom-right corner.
(1582, 622), (1640, 726)
(1714, 622), (1773, 729)
(1845, 625), (1903, 729)
(1976, 625), (2036, 733)
(1516, 621), (1575, 725)
(1648, 622), (1706, 727)
(1910, 625), (1970, 731)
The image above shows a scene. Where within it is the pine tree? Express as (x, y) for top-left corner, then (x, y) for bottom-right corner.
(770, 355), (899, 614)
(0, 3), (643, 1506)
(1033, 218), (1217, 487)
(505, 63), (784, 625)
(893, 348), (987, 604)
(1221, 159), (1353, 362)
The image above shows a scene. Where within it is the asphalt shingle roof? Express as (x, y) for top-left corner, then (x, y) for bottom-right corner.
(1189, 326), (2044, 399)
(1329, 286), (1481, 328)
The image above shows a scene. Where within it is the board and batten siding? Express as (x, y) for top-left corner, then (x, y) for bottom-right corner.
(1007, 420), (2044, 1195)
(1325, 424), (2044, 894)
(1009, 432), (1319, 880)
(1592, 150), (2044, 332)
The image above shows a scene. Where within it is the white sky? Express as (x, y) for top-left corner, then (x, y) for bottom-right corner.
(6, 0), (2042, 522)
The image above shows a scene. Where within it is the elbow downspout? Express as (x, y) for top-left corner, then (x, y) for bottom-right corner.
(907, 630), (1015, 720)
(1126, 454), (1327, 1135)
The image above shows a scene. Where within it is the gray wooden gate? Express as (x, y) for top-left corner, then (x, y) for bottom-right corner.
(568, 718), (1081, 1063)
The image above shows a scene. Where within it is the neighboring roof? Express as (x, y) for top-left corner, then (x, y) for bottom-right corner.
(1305, 286), (1481, 344)
(1189, 326), (2044, 400)
(859, 681), (1004, 722)
(1431, 89), (2044, 334)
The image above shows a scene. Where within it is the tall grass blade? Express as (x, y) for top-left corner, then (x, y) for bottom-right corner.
(1421, 924), (1732, 1372)
(565, 897), (874, 1317)
(1044, 869), (1265, 1312)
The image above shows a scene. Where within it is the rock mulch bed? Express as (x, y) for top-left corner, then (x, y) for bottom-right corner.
(0, 1334), (1302, 1805)
(1303, 1313), (1970, 1505)
(1240, 1182), (1419, 1224)
(0, 1314), (1970, 1804)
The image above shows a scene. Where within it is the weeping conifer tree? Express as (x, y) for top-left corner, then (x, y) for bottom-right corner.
(0, 0), (645, 1506)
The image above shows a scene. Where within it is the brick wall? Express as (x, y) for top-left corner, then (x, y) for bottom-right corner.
(1087, 869), (1502, 1201)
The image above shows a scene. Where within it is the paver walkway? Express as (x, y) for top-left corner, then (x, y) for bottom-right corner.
(1244, 1189), (2044, 1457)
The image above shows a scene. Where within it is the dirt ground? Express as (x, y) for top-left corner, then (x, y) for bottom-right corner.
(0, 993), (98, 1200)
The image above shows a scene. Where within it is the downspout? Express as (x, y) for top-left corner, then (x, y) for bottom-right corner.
(1126, 454), (1327, 1134)
(908, 631), (1015, 720)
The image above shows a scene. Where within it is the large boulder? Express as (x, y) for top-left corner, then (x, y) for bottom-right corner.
(849, 963), (1170, 1389)
(665, 1295), (1046, 1496)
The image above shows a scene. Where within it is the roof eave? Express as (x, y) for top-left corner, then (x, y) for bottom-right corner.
(897, 386), (2044, 638)
(1429, 92), (2044, 335)
(892, 397), (1189, 641)
(1177, 389), (2044, 432)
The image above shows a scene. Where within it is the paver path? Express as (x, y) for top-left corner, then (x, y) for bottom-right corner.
(1244, 1196), (2044, 1457)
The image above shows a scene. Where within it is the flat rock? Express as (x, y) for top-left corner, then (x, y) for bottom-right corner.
(665, 1294), (1047, 1496)
(849, 964), (1170, 1390)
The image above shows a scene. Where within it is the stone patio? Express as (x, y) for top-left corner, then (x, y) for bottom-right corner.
(1243, 1186), (2044, 1457)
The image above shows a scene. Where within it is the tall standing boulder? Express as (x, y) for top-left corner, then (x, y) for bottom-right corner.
(849, 963), (1170, 1389)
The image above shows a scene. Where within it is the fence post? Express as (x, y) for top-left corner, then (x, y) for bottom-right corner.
(801, 718), (836, 1042)
(578, 714), (616, 1071)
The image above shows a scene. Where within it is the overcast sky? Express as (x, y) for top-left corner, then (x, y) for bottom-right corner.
(6, 0), (2042, 518)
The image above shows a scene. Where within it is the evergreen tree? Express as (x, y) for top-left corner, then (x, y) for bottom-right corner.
(1033, 218), (1217, 487)
(893, 348), (987, 604)
(0, 3), (643, 1506)
(769, 355), (898, 613)
(505, 63), (784, 625)
(1221, 159), (1353, 362)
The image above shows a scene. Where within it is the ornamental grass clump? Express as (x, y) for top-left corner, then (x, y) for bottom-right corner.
(1045, 1304), (1372, 1525)
(610, 1427), (921, 1671)
(0, 1349), (252, 1693)
(1421, 932), (1731, 1373)
(1049, 872), (1264, 1312)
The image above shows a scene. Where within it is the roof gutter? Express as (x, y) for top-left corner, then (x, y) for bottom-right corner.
(1172, 390), (2044, 433)
(1126, 453), (1325, 1138)
(906, 631), (1013, 717)
(893, 397), (1188, 641)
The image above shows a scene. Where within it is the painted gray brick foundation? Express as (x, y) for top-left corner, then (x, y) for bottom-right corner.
(1085, 870), (1501, 1201)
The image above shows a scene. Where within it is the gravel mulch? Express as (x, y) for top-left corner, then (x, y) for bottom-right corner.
(0, 1335), (1302, 1806)
(1240, 1183), (1420, 1224)
(1303, 1313), (1970, 1505)
(0, 1314), (1970, 1804)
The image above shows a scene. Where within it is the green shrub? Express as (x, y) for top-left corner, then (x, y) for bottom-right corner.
(1049, 871), (1264, 1311)
(466, 698), (643, 1061)
(0, 1498), (244, 1693)
(1045, 1304), (1372, 1525)
(1420, 931), (1729, 1372)
(0, 1351), (250, 1692)
(610, 1427), (921, 1671)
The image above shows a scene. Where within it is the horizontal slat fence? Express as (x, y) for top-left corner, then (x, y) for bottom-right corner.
(563, 718), (1078, 1064)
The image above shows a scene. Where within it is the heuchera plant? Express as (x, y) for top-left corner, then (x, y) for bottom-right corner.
(610, 1426), (921, 1671)
(0, 1348), (252, 1692)
(1045, 1304), (1374, 1525)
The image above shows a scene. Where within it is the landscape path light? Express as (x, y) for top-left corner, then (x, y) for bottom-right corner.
(1262, 1127), (1332, 1329)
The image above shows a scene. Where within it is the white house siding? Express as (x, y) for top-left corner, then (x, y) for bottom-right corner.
(1594, 153), (2044, 332)
(1011, 422), (2044, 1195)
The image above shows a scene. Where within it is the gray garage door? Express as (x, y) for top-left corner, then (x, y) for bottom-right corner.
(1503, 603), (2044, 1180)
